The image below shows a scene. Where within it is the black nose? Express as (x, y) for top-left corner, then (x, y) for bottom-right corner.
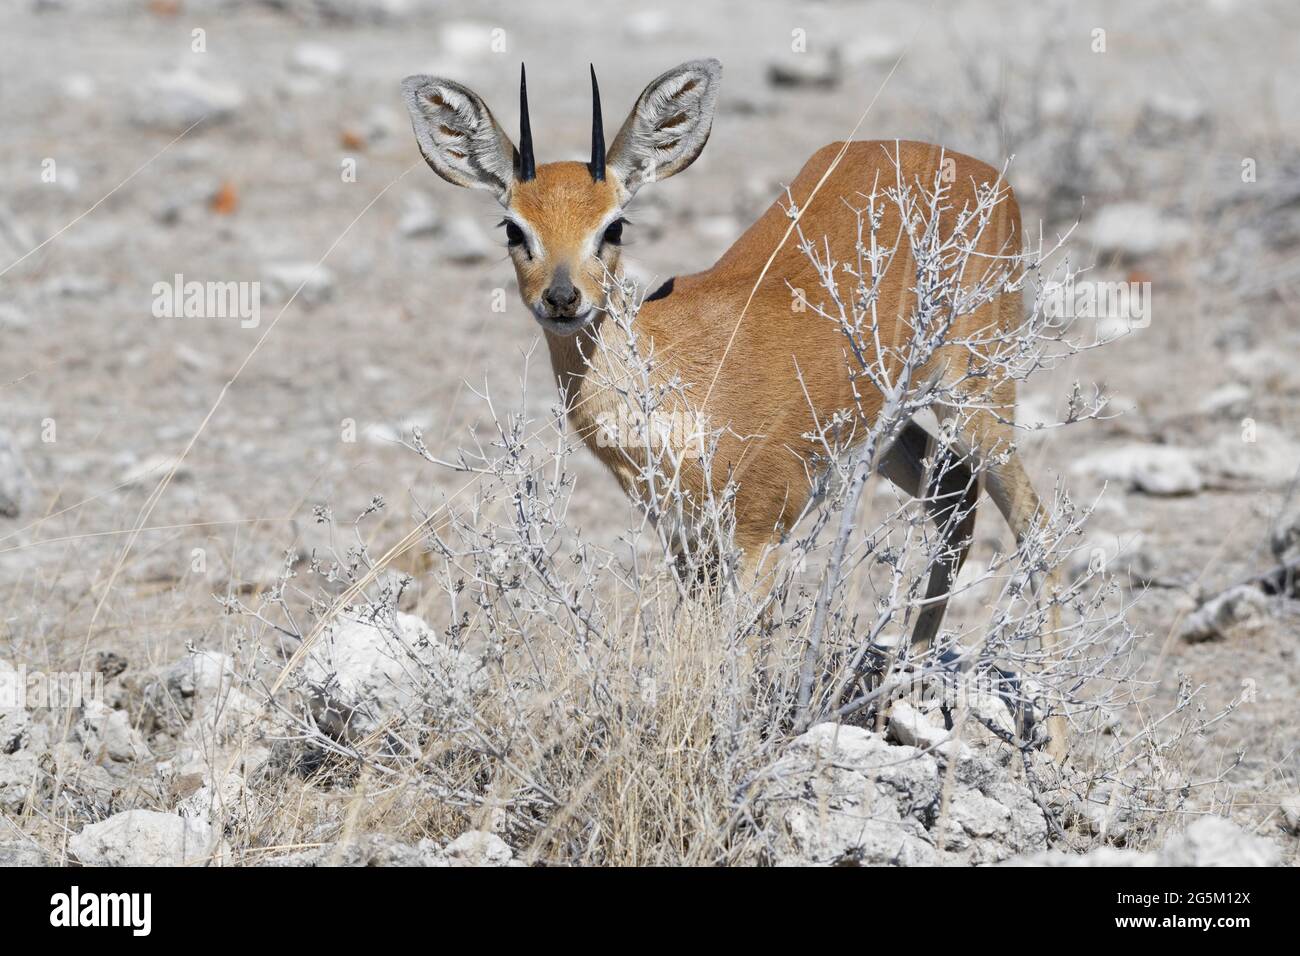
(543, 281), (581, 315)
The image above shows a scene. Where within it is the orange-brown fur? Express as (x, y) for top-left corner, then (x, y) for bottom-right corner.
(542, 141), (1027, 568)
(518, 141), (1064, 760)
(403, 64), (1068, 756)
(510, 163), (625, 310)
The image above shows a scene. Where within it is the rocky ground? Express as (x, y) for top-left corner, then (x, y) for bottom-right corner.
(1, 0), (1298, 865)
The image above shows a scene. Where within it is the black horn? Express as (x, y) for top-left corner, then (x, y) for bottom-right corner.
(588, 64), (605, 182)
(518, 63), (536, 182)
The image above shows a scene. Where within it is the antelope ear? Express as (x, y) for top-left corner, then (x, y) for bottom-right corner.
(607, 59), (722, 197)
(402, 75), (517, 202)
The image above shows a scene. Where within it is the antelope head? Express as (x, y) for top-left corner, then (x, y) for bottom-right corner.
(401, 59), (722, 334)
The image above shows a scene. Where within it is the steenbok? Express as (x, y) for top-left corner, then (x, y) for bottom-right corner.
(402, 59), (1067, 758)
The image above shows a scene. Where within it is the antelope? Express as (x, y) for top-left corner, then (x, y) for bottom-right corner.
(401, 59), (1067, 758)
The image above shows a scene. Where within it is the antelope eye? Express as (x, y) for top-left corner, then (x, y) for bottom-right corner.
(501, 220), (526, 247)
(602, 218), (626, 246)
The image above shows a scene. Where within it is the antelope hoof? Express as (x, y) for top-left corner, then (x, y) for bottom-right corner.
(933, 649), (1067, 760)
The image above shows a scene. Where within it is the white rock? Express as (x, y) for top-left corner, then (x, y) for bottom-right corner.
(693, 215), (742, 244)
(0, 303), (30, 331)
(398, 190), (441, 238)
(757, 721), (1051, 866)
(1095, 314), (1142, 343)
(280, 73), (326, 98)
(1015, 393), (1055, 429)
(949, 790), (1012, 838)
(1087, 202), (1190, 257)
(69, 810), (214, 867)
(301, 608), (486, 744)
(844, 35), (904, 67)
(174, 343), (214, 371)
(1038, 85), (1072, 122)
(364, 418), (428, 445)
(163, 734), (270, 826)
(77, 700), (150, 764)
(1199, 425), (1300, 488)
(731, 175), (780, 222)
(363, 422), (402, 444)
(1100, 392), (1142, 419)
(439, 20), (495, 59)
(48, 743), (115, 803)
(176, 768), (249, 825)
(1002, 845), (1156, 867)
(436, 216), (494, 264)
(1158, 816), (1279, 866)
(444, 830), (513, 866)
(262, 262), (336, 307)
(115, 453), (192, 488)
(1179, 585), (1271, 643)
(0, 840), (47, 866)
(62, 73), (96, 100)
(133, 68), (244, 132)
(1068, 530), (1155, 584)
(1072, 444), (1203, 496)
(0, 750), (38, 812)
(966, 690), (1017, 739)
(288, 42), (345, 77)
(887, 699), (952, 750)
(625, 9), (671, 40)
(1197, 382), (1251, 415)
(145, 651), (263, 741)
(1225, 348), (1291, 390)
(1141, 93), (1206, 135)
(760, 723), (940, 866)
(361, 105), (402, 143)
(368, 420), (414, 445)
(52, 166), (80, 193)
